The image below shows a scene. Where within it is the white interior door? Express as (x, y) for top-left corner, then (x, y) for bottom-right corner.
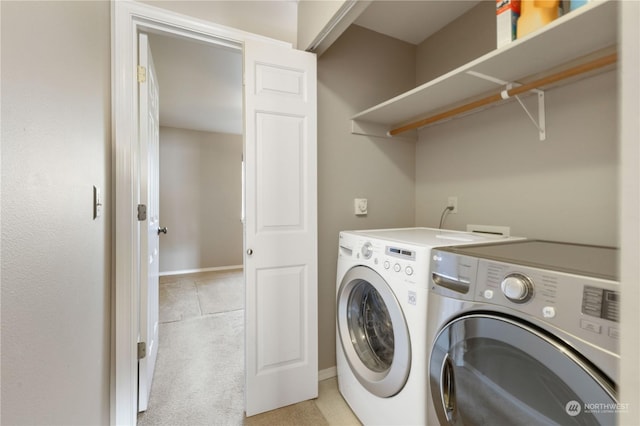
(138, 32), (160, 413)
(243, 38), (318, 416)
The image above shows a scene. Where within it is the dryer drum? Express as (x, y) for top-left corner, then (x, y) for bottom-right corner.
(350, 281), (394, 372)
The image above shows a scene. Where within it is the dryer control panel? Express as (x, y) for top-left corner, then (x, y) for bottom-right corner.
(430, 247), (620, 355)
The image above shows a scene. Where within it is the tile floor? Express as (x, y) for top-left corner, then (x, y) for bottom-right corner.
(138, 269), (361, 426)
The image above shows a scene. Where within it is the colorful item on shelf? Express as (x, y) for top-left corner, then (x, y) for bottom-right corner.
(497, 0), (522, 48)
(517, 0), (560, 39)
(570, 0), (589, 11)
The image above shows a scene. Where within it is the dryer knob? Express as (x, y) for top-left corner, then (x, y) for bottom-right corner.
(501, 273), (534, 303)
(361, 242), (373, 259)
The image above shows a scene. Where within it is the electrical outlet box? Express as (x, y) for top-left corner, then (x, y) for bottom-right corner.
(355, 198), (368, 215)
(447, 196), (458, 214)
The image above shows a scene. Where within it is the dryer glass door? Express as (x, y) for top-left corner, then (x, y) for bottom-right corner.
(337, 266), (411, 398)
(430, 314), (617, 426)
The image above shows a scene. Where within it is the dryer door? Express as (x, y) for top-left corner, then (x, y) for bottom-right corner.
(337, 266), (411, 398)
(430, 314), (617, 426)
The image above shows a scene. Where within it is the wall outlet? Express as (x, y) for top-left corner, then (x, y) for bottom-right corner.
(447, 196), (458, 214)
(355, 198), (368, 215)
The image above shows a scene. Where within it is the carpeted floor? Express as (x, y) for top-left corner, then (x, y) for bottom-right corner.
(137, 269), (360, 426)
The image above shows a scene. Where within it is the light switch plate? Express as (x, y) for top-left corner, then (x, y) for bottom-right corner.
(354, 198), (368, 215)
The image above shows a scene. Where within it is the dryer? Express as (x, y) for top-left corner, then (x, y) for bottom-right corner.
(427, 240), (620, 425)
(335, 228), (521, 425)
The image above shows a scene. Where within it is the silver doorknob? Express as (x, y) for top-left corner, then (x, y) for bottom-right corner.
(247, 249), (253, 255)
(158, 227), (168, 235)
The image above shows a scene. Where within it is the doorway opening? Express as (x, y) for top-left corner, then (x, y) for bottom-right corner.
(136, 30), (245, 423)
(113, 4), (318, 423)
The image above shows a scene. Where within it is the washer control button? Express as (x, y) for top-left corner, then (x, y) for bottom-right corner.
(501, 273), (534, 303)
(361, 242), (373, 259)
(405, 266), (414, 276)
(580, 319), (602, 334)
(483, 290), (494, 299)
(608, 327), (619, 339)
(542, 306), (556, 318)
(393, 263), (401, 272)
(383, 261), (390, 269)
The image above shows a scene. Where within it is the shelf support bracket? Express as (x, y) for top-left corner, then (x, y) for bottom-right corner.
(514, 90), (546, 141)
(467, 71), (546, 141)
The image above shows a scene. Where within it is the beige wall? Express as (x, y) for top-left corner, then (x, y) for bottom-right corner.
(413, 4), (618, 247)
(414, 71), (618, 246)
(317, 25), (417, 370)
(159, 127), (243, 272)
(1, 1), (111, 424)
(297, 0), (348, 50)
(142, 0), (298, 46)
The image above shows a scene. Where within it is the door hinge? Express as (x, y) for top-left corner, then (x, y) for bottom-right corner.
(137, 65), (147, 83)
(137, 342), (147, 360)
(137, 204), (147, 221)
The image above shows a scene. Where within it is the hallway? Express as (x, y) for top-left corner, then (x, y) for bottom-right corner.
(137, 270), (360, 425)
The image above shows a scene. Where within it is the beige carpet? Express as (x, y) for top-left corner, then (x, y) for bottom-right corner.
(138, 271), (245, 425)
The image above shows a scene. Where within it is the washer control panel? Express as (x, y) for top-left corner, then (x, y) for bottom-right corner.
(430, 249), (620, 354)
(346, 238), (429, 288)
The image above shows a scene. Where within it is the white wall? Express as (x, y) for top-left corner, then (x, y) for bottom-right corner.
(317, 25), (417, 370)
(620, 0), (640, 419)
(159, 127), (243, 273)
(1, 1), (111, 424)
(142, 0), (298, 47)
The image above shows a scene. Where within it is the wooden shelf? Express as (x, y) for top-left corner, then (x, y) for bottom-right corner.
(351, 0), (618, 139)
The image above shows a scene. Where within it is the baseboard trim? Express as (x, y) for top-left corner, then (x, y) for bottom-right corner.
(318, 366), (337, 381)
(159, 265), (243, 277)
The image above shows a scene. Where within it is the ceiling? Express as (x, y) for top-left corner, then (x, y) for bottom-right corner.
(148, 1), (481, 135)
(354, 0), (480, 45)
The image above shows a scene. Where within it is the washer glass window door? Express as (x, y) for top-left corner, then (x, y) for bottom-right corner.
(430, 314), (617, 425)
(337, 266), (411, 397)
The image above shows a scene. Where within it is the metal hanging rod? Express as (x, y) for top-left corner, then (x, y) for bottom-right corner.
(388, 53), (618, 137)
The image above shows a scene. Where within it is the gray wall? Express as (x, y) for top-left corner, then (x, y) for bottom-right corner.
(159, 127), (243, 272)
(413, 5), (618, 246)
(1, 1), (111, 424)
(416, 1), (495, 84)
(415, 71), (618, 245)
(317, 25), (417, 370)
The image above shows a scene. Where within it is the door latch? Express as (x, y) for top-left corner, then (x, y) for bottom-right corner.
(137, 204), (147, 221)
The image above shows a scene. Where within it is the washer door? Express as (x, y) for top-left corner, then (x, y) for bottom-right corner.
(337, 266), (411, 397)
(430, 314), (617, 426)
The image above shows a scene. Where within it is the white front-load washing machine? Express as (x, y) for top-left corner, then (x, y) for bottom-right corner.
(427, 240), (619, 425)
(335, 227), (522, 425)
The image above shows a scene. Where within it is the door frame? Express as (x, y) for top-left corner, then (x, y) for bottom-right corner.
(111, 2), (291, 424)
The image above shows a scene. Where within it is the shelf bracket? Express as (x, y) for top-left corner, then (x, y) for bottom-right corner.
(514, 90), (546, 141)
(467, 71), (546, 141)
